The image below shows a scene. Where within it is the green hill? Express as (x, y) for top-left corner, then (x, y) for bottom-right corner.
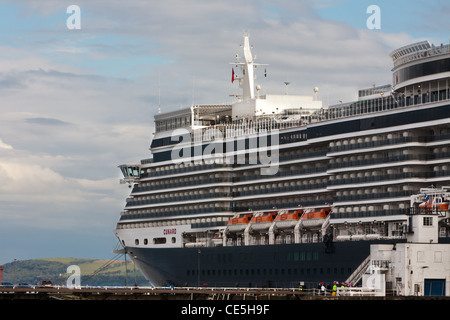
(0, 257), (148, 287)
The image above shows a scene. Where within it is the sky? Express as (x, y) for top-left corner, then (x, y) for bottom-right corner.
(0, 0), (449, 265)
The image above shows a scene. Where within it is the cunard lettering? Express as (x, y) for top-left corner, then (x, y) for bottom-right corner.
(164, 228), (176, 235)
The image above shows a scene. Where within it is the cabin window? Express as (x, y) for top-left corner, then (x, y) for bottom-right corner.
(153, 237), (167, 244)
(423, 217), (433, 226)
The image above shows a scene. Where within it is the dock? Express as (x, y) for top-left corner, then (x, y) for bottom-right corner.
(1, 286), (449, 300)
(0, 286), (315, 300)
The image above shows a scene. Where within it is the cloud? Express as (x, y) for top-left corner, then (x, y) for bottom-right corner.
(25, 117), (71, 126)
(0, 148), (129, 231)
(0, 161), (65, 199)
(0, 138), (13, 150)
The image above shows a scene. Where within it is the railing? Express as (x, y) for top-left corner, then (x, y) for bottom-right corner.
(0, 285), (346, 298)
(190, 87), (450, 143)
(336, 287), (381, 296)
(392, 43), (450, 68)
(371, 260), (390, 269)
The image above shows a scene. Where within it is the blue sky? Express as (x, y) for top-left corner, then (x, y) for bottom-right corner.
(315, 0), (450, 43)
(0, 0), (448, 266)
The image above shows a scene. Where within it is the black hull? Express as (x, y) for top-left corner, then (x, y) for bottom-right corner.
(127, 239), (406, 288)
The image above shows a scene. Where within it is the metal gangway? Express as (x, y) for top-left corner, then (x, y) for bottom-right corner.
(345, 255), (370, 286)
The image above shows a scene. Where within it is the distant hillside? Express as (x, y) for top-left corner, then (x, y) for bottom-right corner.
(0, 257), (148, 287)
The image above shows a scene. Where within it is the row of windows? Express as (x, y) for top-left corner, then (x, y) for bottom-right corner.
(197, 250), (320, 265)
(358, 84), (392, 98)
(328, 135), (427, 153)
(308, 104), (450, 140)
(279, 132), (307, 144)
(394, 58), (450, 84)
(134, 237), (176, 246)
(118, 213), (230, 225)
(126, 178), (330, 209)
(186, 266), (352, 278)
(155, 115), (191, 132)
(125, 192), (231, 207)
(327, 153), (429, 170)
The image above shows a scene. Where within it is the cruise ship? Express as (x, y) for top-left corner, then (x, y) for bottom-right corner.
(115, 35), (450, 288)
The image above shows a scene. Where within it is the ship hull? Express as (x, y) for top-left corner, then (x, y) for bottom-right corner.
(127, 239), (405, 288)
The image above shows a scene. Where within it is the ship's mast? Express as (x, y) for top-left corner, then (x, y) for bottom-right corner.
(232, 34), (264, 102)
(241, 35), (255, 101)
(231, 34), (321, 120)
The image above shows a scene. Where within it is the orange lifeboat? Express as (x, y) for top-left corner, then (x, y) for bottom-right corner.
(419, 197), (449, 212)
(226, 213), (253, 232)
(250, 211), (278, 231)
(275, 210), (303, 221)
(274, 210), (303, 228)
(228, 214), (253, 225)
(301, 207), (331, 228)
(303, 208), (330, 220)
(251, 212), (277, 223)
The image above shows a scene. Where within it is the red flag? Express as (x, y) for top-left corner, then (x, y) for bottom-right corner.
(231, 68), (235, 83)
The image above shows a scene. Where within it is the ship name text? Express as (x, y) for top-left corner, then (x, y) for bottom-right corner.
(163, 228), (177, 235)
